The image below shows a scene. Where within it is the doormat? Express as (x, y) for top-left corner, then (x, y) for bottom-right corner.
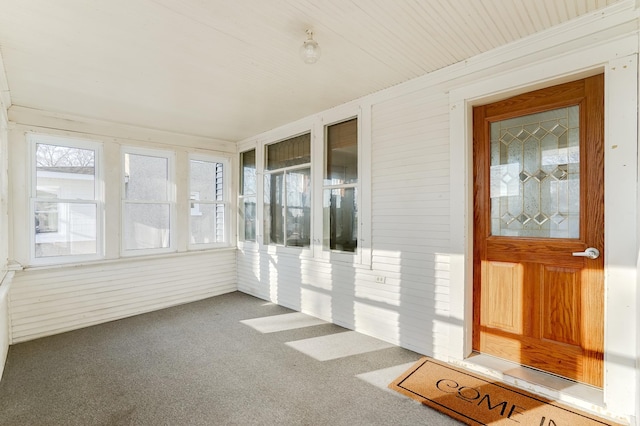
(389, 358), (622, 426)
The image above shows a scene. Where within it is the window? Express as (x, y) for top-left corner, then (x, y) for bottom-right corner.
(239, 149), (257, 242)
(30, 134), (102, 262)
(122, 147), (174, 254)
(324, 118), (358, 252)
(264, 134), (311, 248)
(189, 155), (228, 248)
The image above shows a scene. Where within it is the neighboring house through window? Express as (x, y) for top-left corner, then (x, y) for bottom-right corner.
(239, 149), (257, 242)
(30, 134), (103, 263)
(189, 155), (229, 248)
(122, 147), (175, 255)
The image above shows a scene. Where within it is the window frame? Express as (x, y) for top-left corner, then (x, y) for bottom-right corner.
(237, 104), (371, 267)
(317, 110), (367, 265)
(323, 117), (359, 254)
(262, 132), (312, 251)
(238, 147), (258, 247)
(187, 153), (231, 250)
(120, 146), (176, 257)
(29, 133), (104, 265)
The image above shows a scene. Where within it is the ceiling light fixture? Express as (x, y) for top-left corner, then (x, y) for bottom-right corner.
(300, 29), (321, 64)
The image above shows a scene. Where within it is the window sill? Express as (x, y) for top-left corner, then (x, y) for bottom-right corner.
(237, 241), (259, 252)
(314, 252), (372, 270)
(263, 243), (313, 258)
(18, 247), (237, 272)
(236, 244), (372, 270)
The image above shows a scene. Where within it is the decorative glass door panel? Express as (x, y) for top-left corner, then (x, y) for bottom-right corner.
(490, 106), (580, 238)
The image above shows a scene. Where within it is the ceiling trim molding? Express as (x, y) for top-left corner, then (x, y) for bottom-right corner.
(8, 105), (236, 153)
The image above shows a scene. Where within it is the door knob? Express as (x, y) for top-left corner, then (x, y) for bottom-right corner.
(572, 247), (600, 259)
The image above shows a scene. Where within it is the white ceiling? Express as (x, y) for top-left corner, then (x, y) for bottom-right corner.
(0, 0), (623, 142)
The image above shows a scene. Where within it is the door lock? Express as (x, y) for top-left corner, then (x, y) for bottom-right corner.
(572, 247), (600, 259)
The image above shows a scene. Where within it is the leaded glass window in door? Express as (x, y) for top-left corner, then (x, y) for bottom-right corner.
(490, 106), (580, 238)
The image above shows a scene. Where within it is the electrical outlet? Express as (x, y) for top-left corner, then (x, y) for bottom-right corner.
(375, 276), (385, 284)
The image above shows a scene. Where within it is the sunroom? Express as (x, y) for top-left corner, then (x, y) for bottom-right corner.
(0, 1), (638, 424)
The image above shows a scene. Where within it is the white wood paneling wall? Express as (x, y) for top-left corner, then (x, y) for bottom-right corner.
(237, 90), (453, 358)
(0, 54), (9, 278)
(370, 89), (452, 356)
(0, 55), (11, 380)
(10, 250), (236, 343)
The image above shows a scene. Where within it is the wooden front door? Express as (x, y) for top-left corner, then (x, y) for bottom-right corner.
(472, 75), (604, 387)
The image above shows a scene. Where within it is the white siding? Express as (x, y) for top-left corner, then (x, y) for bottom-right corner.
(10, 250), (236, 342)
(0, 55), (10, 381)
(238, 248), (444, 354)
(0, 55), (8, 276)
(237, 91), (453, 358)
(370, 90), (451, 356)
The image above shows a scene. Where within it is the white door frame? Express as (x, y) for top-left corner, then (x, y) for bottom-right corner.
(447, 38), (638, 418)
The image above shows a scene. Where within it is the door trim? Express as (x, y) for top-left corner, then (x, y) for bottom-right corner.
(471, 75), (604, 387)
(447, 50), (638, 415)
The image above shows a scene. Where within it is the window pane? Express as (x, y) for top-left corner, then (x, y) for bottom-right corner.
(240, 149), (256, 196)
(264, 173), (284, 245)
(35, 202), (97, 257)
(123, 203), (170, 250)
(190, 203), (225, 244)
(190, 160), (223, 201)
(36, 143), (95, 199)
(489, 106), (580, 238)
(239, 150), (257, 242)
(265, 133), (310, 171)
(326, 119), (357, 185)
(323, 188), (358, 252)
(239, 196), (256, 242)
(124, 153), (168, 201)
(286, 169), (311, 247)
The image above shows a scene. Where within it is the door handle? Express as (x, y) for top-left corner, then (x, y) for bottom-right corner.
(572, 247), (600, 259)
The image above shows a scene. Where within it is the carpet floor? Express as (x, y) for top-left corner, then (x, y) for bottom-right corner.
(0, 291), (462, 425)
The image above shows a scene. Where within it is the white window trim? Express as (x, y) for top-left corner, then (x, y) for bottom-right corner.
(188, 153), (231, 250)
(120, 146), (176, 257)
(28, 133), (104, 266)
(260, 131), (314, 257)
(237, 144), (259, 250)
(315, 104), (372, 267)
(238, 105), (372, 267)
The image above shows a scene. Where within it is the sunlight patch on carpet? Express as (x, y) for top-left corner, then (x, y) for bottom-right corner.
(286, 331), (395, 361)
(240, 312), (327, 333)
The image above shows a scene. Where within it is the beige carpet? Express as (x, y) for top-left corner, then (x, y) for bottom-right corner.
(389, 357), (622, 426)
